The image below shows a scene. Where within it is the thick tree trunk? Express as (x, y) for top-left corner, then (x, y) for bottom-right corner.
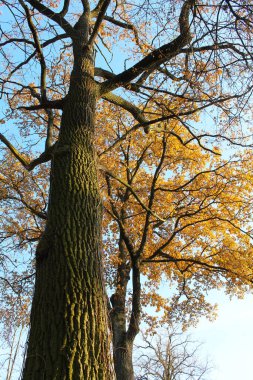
(22, 44), (114, 379)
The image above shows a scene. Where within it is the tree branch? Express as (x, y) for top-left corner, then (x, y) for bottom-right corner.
(25, 0), (73, 35)
(0, 38), (35, 47)
(181, 42), (249, 60)
(91, 0), (107, 16)
(99, 0), (194, 95)
(143, 252), (253, 285)
(88, 0), (111, 47)
(127, 262), (141, 341)
(58, 0), (70, 17)
(17, 98), (64, 110)
(99, 164), (165, 222)
(95, 67), (140, 92)
(19, 0), (47, 101)
(102, 92), (149, 133)
(0, 133), (29, 168)
(155, 162), (230, 193)
(0, 133), (55, 170)
(103, 15), (141, 47)
(6, 195), (47, 220)
(137, 135), (167, 257)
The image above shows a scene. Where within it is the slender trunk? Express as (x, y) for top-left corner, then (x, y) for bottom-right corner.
(113, 335), (134, 380)
(110, 237), (136, 380)
(110, 293), (135, 380)
(22, 43), (114, 379)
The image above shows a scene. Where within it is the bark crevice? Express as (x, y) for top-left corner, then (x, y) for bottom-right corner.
(22, 47), (114, 380)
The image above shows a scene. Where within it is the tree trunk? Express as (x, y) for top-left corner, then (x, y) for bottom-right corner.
(22, 42), (114, 379)
(110, 295), (135, 380)
(114, 336), (134, 380)
(110, 236), (135, 380)
(111, 263), (141, 380)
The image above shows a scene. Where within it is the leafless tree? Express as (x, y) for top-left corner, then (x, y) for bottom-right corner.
(135, 327), (211, 380)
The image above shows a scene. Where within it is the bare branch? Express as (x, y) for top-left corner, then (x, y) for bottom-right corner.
(25, 0), (73, 35)
(155, 162), (230, 193)
(6, 195), (47, 220)
(99, 164), (165, 222)
(19, 0), (47, 101)
(99, 0), (194, 95)
(17, 98), (64, 110)
(0, 133), (55, 170)
(0, 38), (34, 48)
(58, 0), (70, 17)
(95, 67), (140, 92)
(0, 133), (30, 168)
(102, 92), (149, 132)
(88, 0), (111, 47)
(103, 15), (141, 47)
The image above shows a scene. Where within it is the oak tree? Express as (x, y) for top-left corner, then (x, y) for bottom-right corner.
(1, 1), (253, 379)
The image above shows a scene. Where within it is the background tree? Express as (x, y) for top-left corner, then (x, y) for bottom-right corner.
(0, 1), (253, 380)
(101, 113), (253, 379)
(0, 325), (25, 380)
(134, 326), (211, 380)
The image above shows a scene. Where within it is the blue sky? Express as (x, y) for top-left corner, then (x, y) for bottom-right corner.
(189, 292), (253, 380)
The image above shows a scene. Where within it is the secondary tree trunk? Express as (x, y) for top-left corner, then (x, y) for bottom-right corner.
(22, 40), (114, 379)
(110, 237), (136, 380)
(112, 329), (135, 380)
(110, 292), (135, 380)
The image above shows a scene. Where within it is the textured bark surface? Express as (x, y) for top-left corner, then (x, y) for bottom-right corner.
(113, 338), (134, 380)
(22, 40), (114, 380)
(110, 271), (135, 380)
(110, 236), (137, 380)
(111, 294), (135, 380)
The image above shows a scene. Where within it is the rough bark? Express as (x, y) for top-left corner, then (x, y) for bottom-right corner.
(21, 36), (114, 380)
(113, 336), (134, 380)
(110, 237), (139, 380)
(111, 275), (135, 380)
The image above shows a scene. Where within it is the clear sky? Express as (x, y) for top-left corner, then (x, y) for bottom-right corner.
(189, 292), (253, 380)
